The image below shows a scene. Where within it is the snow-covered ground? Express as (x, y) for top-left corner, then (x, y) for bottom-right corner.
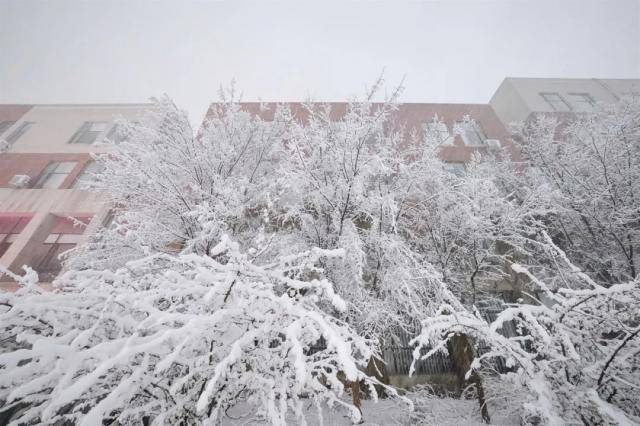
(218, 394), (521, 425)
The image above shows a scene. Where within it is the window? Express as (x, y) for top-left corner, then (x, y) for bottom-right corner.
(567, 93), (595, 112)
(32, 216), (91, 282)
(104, 124), (119, 143)
(540, 92), (571, 112)
(72, 161), (103, 189)
(425, 117), (453, 146)
(0, 121), (15, 135)
(33, 235), (77, 282)
(455, 119), (486, 146)
(68, 121), (108, 144)
(444, 162), (465, 176)
(33, 161), (77, 189)
(4, 121), (34, 145)
(104, 121), (138, 144)
(0, 216), (31, 258)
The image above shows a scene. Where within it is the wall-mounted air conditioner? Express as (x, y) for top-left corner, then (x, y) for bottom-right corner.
(9, 175), (31, 189)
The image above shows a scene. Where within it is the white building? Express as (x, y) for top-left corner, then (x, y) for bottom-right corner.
(489, 77), (639, 126)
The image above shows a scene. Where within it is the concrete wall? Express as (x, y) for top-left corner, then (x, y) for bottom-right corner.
(489, 77), (640, 126)
(0, 105), (33, 123)
(6, 104), (150, 154)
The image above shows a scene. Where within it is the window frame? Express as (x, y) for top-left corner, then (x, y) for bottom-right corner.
(425, 120), (453, 146)
(33, 239), (76, 282)
(540, 92), (572, 112)
(72, 161), (103, 189)
(5, 121), (35, 145)
(444, 162), (466, 176)
(566, 92), (595, 112)
(33, 161), (78, 189)
(0, 121), (16, 136)
(455, 120), (486, 147)
(68, 121), (109, 145)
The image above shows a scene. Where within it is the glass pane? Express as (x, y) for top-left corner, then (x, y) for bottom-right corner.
(77, 131), (99, 144)
(69, 122), (90, 143)
(567, 94), (594, 112)
(33, 163), (56, 188)
(72, 162), (102, 189)
(0, 121), (15, 135)
(35, 243), (75, 282)
(105, 124), (118, 142)
(6, 122), (34, 144)
(40, 173), (67, 189)
(541, 93), (570, 111)
(55, 161), (77, 173)
(90, 122), (107, 132)
(445, 163), (465, 176)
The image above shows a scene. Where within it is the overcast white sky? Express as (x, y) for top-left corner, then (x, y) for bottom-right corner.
(1, 0), (639, 125)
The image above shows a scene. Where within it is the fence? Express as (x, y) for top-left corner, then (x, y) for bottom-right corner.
(307, 331), (455, 376)
(307, 307), (518, 377)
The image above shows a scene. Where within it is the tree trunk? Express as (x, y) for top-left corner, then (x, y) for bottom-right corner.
(365, 355), (390, 397)
(448, 334), (491, 424)
(350, 380), (364, 423)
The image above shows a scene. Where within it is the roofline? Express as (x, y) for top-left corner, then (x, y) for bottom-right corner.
(0, 103), (153, 108)
(206, 101), (492, 106)
(502, 76), (640, 82)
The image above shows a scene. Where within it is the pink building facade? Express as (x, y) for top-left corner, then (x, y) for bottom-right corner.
(0, 104), (150, 291)
(0, 100), (515, 291)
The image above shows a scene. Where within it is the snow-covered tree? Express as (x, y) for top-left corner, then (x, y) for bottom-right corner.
(70, 90), (290, 271)
(514, 95), (640, 284)
(0, 94), (406, 425)
(411, 231), (640, 425)
(277, 80), (443, 343)
(0, 238), (386, 425)
(401, 125), (547, 309)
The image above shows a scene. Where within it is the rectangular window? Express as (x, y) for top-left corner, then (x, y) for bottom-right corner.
(444, 162), (465, 176)
(0, 121), (15, 135)
(567, 93), (595, 112)
(455, 121), (486, 146)
(68, 121), (108, 144)
(425, 120), (453, 146)
(33, 161), (78, 189)
(0, 216), (31, 258)
(104, 121), (138, 144)
(72, 161), (103, 189)
(5, 121), (34, 145)
(31, 216), (91, 282)
(540, 92), (572, 112)
(32, 237), (77, 282)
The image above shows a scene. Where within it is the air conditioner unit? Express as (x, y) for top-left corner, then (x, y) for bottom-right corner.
(486, 139), (502, 151)
(9, 174), (31, 189)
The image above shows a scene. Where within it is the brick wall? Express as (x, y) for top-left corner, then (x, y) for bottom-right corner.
(205, 102), (521, 163)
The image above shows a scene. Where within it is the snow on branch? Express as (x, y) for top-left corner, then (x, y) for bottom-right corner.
(0, 238), (387, 425)
(411, 236), (640, 425)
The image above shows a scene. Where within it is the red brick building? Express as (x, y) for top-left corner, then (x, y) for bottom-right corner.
(0, 99), (516, 289)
